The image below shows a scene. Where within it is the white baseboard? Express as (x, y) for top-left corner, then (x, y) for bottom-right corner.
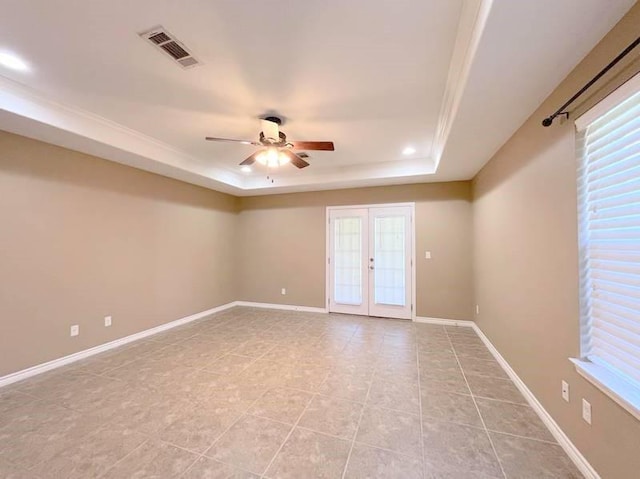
(471, 324), (600, 479)
(414, 316), (474, 327)
(0, 301), (236, 389)
(235, 301), (327, 314)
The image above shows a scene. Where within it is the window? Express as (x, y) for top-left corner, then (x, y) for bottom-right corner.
(573, 72), (640, 420)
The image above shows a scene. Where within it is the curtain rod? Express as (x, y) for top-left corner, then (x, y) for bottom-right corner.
(542, 36), (640, 127)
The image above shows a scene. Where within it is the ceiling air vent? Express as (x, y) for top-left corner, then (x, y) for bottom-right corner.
(139, 26), (200, 69)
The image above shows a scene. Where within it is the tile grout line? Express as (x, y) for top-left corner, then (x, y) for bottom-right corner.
(184, 387), (273, 477)
(97, 437), (154, 479)
(415, 323), (430, 479)
(254, 377), (429, 420)
(259, 391), (319, 478)
(153, 439), (213, 477)
(99, 378), (249, 479)
(89, 317), (236, 380)
(445, 326), (508, 479)
(470, 393), (533, 406)
(339, 354), (379, 479)
(140, 405), (272, 478)
(483, 429), (559, 446)
(177, 440), (252, 478)
(268, 419), (425, 462)
(179, 446), (248, 478)
(294, 424), (422, 460)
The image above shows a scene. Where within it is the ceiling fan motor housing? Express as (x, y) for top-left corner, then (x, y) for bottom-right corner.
(263, 116), (283, 125)
(259, 131), (288, 146)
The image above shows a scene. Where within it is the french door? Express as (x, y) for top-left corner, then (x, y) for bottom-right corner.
(328, 205), (413, 319)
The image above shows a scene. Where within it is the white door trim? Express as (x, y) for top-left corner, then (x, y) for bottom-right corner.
(326, 202), (416, 210)
(326, 203), (416, 320)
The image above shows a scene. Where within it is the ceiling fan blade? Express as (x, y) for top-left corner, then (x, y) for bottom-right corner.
(290, 141), (335, 151)
(239, 151), (261, 166)
(205, 137), (260, 146)
(261, 119), (280, 141)
(281, 149), (310, 169)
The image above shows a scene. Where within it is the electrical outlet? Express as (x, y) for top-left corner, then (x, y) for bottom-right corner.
(104, 315), (112, 327)
(281, 288), (286, 295)
(582, 399), (592, 424)
(562, 380), (569, 402)
(70, 325), (79, 337)
(476, 305), (480, 315)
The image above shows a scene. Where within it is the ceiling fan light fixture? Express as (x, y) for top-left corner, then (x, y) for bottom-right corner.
(278, 151), (290, 165)
(256, 148), (277, 166)
(256, 148), (290, 167)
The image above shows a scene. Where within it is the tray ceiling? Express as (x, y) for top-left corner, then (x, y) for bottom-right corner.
(0, 0), (634, 195)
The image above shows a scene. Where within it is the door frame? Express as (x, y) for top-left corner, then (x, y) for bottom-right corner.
(325, 202), (416, 321)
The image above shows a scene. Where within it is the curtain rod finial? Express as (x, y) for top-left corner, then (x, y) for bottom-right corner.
(542, 117), (553, 127)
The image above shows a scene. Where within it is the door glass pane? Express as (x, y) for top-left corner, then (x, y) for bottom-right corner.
(334, 217), (362, 305)
(374, 216), (405, 306)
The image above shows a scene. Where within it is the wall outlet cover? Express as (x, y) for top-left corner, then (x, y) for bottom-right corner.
(104, 316), (112, 327)
(70, 325), (79, 337)
(281, 288), (286, 295)
(562, 380), (569, 402)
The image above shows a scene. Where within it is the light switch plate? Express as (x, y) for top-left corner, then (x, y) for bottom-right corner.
(104, 316), (112, 327)
(70, 325), (79, 337)
(582, 399), (592, 424)
(281, 288), (286, 295)
(425, 251), (432, 259)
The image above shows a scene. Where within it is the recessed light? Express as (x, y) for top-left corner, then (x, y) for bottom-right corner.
(240, 165), (252, 173)
(0, 52), (29, 72)
(402, 146), (416, 156)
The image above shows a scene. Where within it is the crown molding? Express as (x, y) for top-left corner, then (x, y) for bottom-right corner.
(0, 74), (243, 193)
(431, 0), (494, 169)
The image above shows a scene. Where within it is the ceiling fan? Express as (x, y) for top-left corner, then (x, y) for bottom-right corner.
(205, 116), (335, 169)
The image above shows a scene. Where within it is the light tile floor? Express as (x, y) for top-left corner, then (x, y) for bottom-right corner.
(0, 307), (583, 478)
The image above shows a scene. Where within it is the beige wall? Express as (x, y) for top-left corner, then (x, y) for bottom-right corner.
(472, 5), (640, 479)
(0, 131), (473, 378)
(0, 131), (239, 376)
(238, 182), (473, 320)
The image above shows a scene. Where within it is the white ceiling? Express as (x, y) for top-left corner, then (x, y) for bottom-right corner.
(0, 0), (634, 195)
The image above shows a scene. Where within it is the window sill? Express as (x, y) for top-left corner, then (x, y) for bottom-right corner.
(570, 358), (640, 421)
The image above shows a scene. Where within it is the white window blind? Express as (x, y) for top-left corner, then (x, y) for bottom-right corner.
(577, 73), (640, 394)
